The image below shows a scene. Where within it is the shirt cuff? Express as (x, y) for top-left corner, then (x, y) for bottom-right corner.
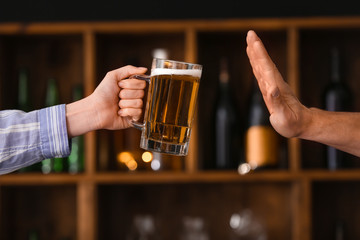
(39, 104), (71, 159)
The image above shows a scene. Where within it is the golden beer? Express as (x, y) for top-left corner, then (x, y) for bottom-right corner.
(140, 68), (201, 155)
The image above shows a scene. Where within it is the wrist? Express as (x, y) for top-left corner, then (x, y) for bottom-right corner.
(298, 107), (322, 141)
(65, 96), (100, 138)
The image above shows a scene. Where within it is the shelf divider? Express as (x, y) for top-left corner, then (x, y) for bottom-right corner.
(77, 181), (98, 240)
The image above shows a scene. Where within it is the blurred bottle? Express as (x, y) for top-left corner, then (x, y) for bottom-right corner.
(245, 78), (279, 170)
(152, 48), (168, 60)
(180, 216), (209, 240)
(68, 85), (84, 174)
(42, 77), (65, 174)
(126, 215), (161, 240)
(17, 68), (41, 172)
(335, 220), (345, 240)
(323, 47), (352, 170)
(148, 48), (183, 172)
(149, 49), (168, 171)
(28, 229), (40, 240)
(214, 57), (238, 169)
(17, 68), (31, 112)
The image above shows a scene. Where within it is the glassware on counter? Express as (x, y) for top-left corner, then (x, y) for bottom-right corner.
(180, 216), (209, 240)
(229, 209), (267, 240)
(126, 214), (161, 240)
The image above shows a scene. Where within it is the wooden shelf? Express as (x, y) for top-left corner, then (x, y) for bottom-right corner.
(95, 170), (297, 184)
(0, 173), (83, 185)
(2, 170), (360, 186)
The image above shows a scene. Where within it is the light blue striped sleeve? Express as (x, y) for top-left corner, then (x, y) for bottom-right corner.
(0, 104), (71, 175)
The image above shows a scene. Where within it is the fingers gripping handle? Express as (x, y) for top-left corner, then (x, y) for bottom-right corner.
(128, 74), (151, 130)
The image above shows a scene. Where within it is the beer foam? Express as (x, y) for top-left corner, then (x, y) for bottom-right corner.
(151, 68), (202, 78)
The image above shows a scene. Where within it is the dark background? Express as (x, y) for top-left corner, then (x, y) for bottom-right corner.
(0, 0), (359, 22)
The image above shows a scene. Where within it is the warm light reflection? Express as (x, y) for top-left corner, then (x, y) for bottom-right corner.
(238, 163), (251, 175)
(142, 151), (153, 163)
(117, 151), (138, 171)
(127, 159), (138, 171)
(117, 152), (133, 163)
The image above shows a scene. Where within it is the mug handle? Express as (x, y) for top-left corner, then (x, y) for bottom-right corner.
(127, 74), (151, 131)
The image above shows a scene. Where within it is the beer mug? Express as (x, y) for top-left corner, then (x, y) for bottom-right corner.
(130, 58), (202, 156)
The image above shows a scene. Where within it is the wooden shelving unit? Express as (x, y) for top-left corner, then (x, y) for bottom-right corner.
(1, 17), (360, 240)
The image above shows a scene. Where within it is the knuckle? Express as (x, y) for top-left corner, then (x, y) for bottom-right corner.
(105, 71), (113, 78)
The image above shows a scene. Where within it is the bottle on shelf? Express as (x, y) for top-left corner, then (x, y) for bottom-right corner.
(27, 229), (40, 240)
(335, 220), (345, 240)
(323, 47), (353, 170)
(151, 48), (184, 171)
(152, 48), (168, 60)
(214, 57), (239, 170)
(17, 68), (31, 112)
(42, 77), (66, 174)
(67, 85), (84, 174)
(244, 78), (279, 171)
(17, 68), (41, 172)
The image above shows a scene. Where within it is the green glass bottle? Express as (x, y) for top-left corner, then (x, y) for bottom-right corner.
(17, 69), (41, 172)
(42, 77), (65, 174)
(28, 229), (40, 240)
(68, 85), (84, 174)
(18, 68), (31, 112)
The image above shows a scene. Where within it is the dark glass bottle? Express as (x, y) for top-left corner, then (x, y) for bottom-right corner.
(17, 69), (41, 172)
(323, 47), (352, 170)
(18, 68), (31, 112)
(245, 78), (279, 170)
(335, 220), (345, 240)
(42, 77), (65, 174)
(68, 85), (84, 174)
(28, 230), (40, 240)
(214, 58), (238, 169)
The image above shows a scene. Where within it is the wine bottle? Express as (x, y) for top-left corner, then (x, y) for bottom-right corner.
(323, 47), (352, 170)
(42, 77), (65, 174)
(245, 78), (279, 170)
(67, 85), (84, 174)
(214, 57), (238, 169)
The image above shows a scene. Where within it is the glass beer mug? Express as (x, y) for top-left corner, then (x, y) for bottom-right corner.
(130, 58), (202, 156)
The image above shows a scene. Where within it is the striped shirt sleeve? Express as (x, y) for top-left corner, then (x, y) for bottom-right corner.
(0, 104), (71, 175)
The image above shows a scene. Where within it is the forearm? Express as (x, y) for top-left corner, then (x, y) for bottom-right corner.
(300, 108), (360, 157)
